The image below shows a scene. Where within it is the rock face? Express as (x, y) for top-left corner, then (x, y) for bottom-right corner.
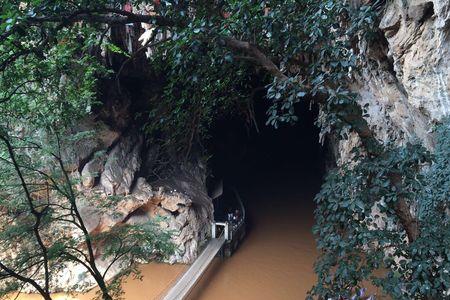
(69, 119), (213, 275)
(62, 116), (120, 172)
(100, 134), (143, 195)
(81, 153), (107, 188)
(335, 0), (450, 262)
(126, 182), (212, 263)
(40, 169), (213, 292)
(348, 0), (450, 152)
(52, 0), (450, 290)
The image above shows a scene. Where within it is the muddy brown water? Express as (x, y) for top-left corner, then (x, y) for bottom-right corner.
(188, 178), (319, 300)
(9, 263), (186, 300)
(14, 175), (385, 300)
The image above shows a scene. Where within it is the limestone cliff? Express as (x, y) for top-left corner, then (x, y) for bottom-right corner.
(55, 115), (213, 290)
(53, 0), (450, 290)
(75, 120), (212, 258)
(339, 0), (450, 161)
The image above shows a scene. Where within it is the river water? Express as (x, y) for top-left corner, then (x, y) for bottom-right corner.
(15, 122), (328, 299)
(188, 174), (319, 300)
(12, 102), (389, 300)
(11, 263), (186, 300)
(15, 170), (388, 300)
(14, 172), (320, 300)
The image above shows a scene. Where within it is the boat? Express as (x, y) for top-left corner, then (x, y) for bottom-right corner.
(209, 180), (246, 257)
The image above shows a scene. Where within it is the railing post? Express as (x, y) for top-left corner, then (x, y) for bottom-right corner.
(212, 222), (231, 240)
(212, 222), (216, 239)
(224, 222), (229, 240)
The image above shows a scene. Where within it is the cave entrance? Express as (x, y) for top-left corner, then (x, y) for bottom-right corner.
(195, 95), (328, 299)
(207, 95), (327, 211)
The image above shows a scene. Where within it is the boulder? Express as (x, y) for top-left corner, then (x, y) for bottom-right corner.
(62, 117), (119, 172)
(81, 153), (107, 188)
(100, 134), (143, 195)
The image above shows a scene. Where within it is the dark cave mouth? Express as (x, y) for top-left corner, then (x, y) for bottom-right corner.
(206, 97), (329, 202)
(95, 70), (329, 196)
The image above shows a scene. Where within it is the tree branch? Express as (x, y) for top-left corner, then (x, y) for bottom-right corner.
(0, 261), (51, 300)
(0, 135), (51, 294)
(28, 10), (177, 27)
(224, 37), (288, 80)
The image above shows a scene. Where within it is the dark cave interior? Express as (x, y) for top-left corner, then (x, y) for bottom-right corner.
(207, 92), (330, 224)
(208, 95), (328, 190)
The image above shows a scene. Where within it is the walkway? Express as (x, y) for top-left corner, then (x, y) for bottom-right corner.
(162, 237), (226, 300)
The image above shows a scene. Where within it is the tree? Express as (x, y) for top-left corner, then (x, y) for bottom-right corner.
(0, 7), (174, 298)
(0, 127), (174, 300)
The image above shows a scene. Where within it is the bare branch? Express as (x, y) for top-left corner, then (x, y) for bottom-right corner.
(0, 261), (50, 300)
(0, 80), (38, 104)
(0, 135), (51, 293)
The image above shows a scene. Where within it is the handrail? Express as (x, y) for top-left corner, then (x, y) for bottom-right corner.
(162, 187), (246, 300)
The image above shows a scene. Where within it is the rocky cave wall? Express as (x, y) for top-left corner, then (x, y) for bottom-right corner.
(56, 51), (214, 291)
(66, 117), (212, 264)
(40, 114), (212, 291)
(339, 0), (450, 162)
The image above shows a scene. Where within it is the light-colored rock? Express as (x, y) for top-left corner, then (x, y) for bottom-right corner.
(100, 134), (143, 195)
(131, 177), (154, 201)
(350, 0), (450, 152)
(81, 152), (107, 188)
(337, 131), (363, 166)
(124, 180), (212, 264)
(160, 191), (191, 212)
(337, 1), (450, 270)
(78, 159), (213, 269)
(77, 199), (102, 233)
(62, 117), (119, 172)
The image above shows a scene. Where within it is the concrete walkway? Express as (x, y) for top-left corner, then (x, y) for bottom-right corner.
(162, 237), (226, 300)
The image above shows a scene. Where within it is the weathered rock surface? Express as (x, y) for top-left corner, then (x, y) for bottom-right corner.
(39, 114), (214, 292)
(76, 129), (213, 262)
(100, 134), (143, 195)
(336, 2), (450, 268)
(62, 117), (119, 172)
(346, 0), (450, 154)
(81, 152), (107, 188)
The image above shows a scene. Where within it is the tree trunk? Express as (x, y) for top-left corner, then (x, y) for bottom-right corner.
(42, 294), (52, 300)
(97, 279), (113, 300)
(394, 198), (419, 242)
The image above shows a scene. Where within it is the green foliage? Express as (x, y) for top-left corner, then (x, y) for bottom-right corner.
(2, 1), (447, 299)
(311, 120), (450, 299)
(0, 3), (174, 297)
(407, 119), (450, 299)
(146, 27), (254, 155)
(266, 77), (305, 128)
(98, 220), (175, 273)
(0, 127), (175, 299)
(0, 27), (102, 127)
(144, 0), (383, 152)
(419, 119), (450, 218)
